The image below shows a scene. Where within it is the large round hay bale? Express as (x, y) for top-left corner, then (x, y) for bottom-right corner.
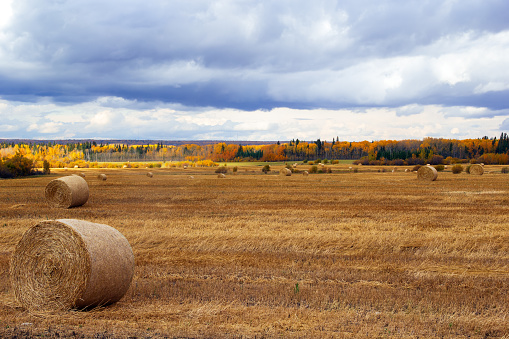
(217, 173), (226, 178)
(98, 174), (107, 181)
(303, 171), (309, 176)
(470, 164), (484, 175)
(79, 172), (86, 178)
(417, 165), (438, 181)
(10, 219), (134, 311)
(279, 168), (292, 176)
(45, 175), (89, 208)
(147, 172), (153, 178)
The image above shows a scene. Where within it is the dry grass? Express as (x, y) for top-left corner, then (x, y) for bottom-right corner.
(0, 165), (509, 338)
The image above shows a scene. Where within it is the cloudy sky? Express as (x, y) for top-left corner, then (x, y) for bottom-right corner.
(1, 0), (509, 141)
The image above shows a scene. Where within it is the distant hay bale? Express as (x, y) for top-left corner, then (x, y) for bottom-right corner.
(74, 165), (79, 169)
(10, 219), (134, 311)
(470, 164), (484, 175)
(79, 172), (86, 178)
(217, 173), (226, 178)
(404, 169), (409, 172)
(98, 174), (107, 181)
(146, 172), (153, 178)
(45, 175), (89, 208)
(417, 165), (438, 181)
(303, 171), (309, 176)
(292, 163), (298, 168)
(189, 176), (195, 179)
(279, 168), (292, 176)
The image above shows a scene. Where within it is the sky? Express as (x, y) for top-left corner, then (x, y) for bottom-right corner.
(1, 0), (509, 142)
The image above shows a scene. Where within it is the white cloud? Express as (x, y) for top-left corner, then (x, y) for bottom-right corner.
(27, 122), (62, 134)
(0, 0), (13, 29)
(0, 124), (17, 132)
(87, 111), (124, 130)
(474, 82), (509, 94)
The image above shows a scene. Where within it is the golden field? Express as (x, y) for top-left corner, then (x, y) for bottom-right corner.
(0, 164), (509, 338)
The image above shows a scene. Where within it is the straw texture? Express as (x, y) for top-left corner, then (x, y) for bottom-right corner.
(280, 168), (292, 176)
(45, 175), (89, 208)
(10, 219), (134, 311)
(417, 165), (438, 181)
(470, 164), (484, 175)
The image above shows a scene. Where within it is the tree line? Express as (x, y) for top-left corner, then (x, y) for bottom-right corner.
(1, 134), (508, 172)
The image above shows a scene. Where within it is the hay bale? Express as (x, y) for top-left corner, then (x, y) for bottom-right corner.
(45, 175), (89, 208)
(417, 165), (438, 181)
(189, 176), (195, 179)
(98, 174), (107, 181)
(217, 173), (226, 178)
(147, 172), (153, 178)
(79, 172), (86, 178)
(279, 168), (292, 176)
(303, 171), (309, 176)
(10, 219), (134, 311)
(470, 164), (484, 175)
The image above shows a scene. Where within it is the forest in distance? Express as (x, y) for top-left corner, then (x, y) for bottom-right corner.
(1, 133), (509, 168)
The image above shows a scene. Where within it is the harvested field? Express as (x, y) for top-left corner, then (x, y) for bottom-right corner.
(0, 165), (509, 338)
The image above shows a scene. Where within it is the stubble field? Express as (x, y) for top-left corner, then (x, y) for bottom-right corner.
(0, 164), (509, 338)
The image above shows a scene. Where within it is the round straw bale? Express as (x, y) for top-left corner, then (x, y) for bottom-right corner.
(303, 171), (309, 176)
(279, 168), (292, 176)
(79, 172), (86, 178)
(98, 174), (107, 181)
(417, 165), (438, 181)
(10, 219), (134, 311)
(45, 175), (89, 208)
(470, 164), (484, 175)
(217, 173), (226, 178)
(189, 175), (195, 179)
(147, 172), (153, 178)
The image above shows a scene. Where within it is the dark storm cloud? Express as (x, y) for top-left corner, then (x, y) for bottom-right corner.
(1, 0), (508, 110)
